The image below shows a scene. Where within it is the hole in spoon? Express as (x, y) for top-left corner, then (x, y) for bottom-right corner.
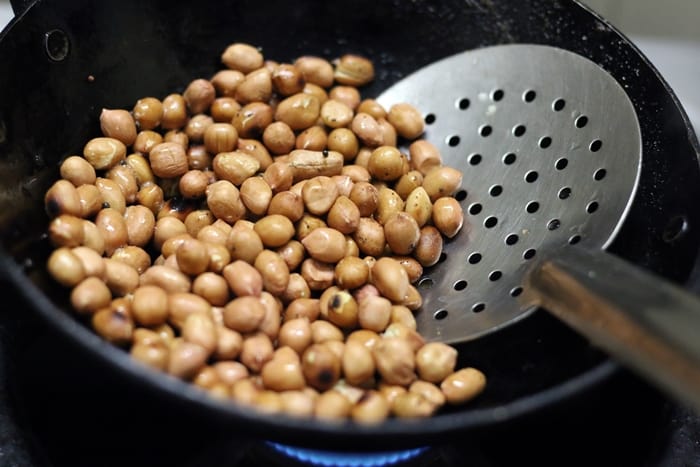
(503, 152), (517, 165)
(553, 98), (566, 111)
(434, 309), (448, 320)
(457, 98), (470, 110)
(523, 90), (536, 102)
(453, 280), (467, 291)
(472, 303), (485, 313)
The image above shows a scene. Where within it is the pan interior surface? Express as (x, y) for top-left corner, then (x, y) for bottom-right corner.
(377, 44), (642, 344)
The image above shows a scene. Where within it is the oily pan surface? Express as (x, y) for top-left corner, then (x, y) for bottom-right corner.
(1, 0), (699, 449)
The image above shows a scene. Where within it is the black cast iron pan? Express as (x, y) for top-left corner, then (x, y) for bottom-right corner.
(0, 0), (699, 451)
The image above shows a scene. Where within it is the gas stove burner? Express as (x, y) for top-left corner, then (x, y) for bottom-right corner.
(266, 442), (429, 467)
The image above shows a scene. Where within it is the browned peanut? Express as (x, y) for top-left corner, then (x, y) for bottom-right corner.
(368, 146), (405, 182)
(131, 284), (169, 326)
(92, 301), (133, 345)
(357, 295), (392, 333)
(333, 54), (375, 86)
(393, 256), (423, 285)
(378, 383), (407, 406)
(254, 249), (290, 295)
(106, 165), (138, 204)
(320, 99), (354, 129)
(414, 225), (444, 267)
(223, 296), (266, 333)
(148, 142), (188, 179)
(404, 187), (431, 228)
(391, 392), (437, 418)
(237, 138), (274, 170)
(164, 130), (190, 151)
(288, 149), (343, 182)
(212, 151), (260, 186)
(240, 332), (274, 373)
(272, 63), (305, 96)
(210, 97), (240, 122)
(60, 155), (96, 187)
(226, 222), (264, 263)
(309, 320), (343, 345)
(300, 258), (335, 291)
(278, 317), (313, 355)
(401, 284), (422, 311)
(267, 191), (304, 222)
(175, 237), (209, 276)
(352, 217), (385, 257)
(81, 220), (105, 254)
(325, 196), (360, 234)
(262, 121), (295, 155)
(349, 181), (378, 217)
(258, 291), (282, 339)
(232, 102), (274, 138)
(235, 68), (272, 104)
(70, 246), (105, 279)
(132, 97), (163, 130)
(327, 128), (359, 161)
(182, 312), (218, 355)
(302, 82), (329, 105)
(121, 205), (155, 248)
(262, 161), (294, 193)
(93, 208), (126, 255)
(193, 366), (220, 389)
(203, 122), (238, 154)
(284, 298), (320, 322)
(294, 56), (334, 88)
(222, 260), (263, 297)
(167, 292), (211, 330)
(211, 69), (245, 97)
(183, 78), (216, 114)
(205, 180), (246, 224)
(133, 130), (163, 155)
(395, 170), (424, 201)
(185, 114), (211, 142)
(416, 342), (458, 383)
(103, 258), (140, 296)
(83, 137), (126, 170)
(70, 276), (111, 314)
(432, 197), (464, 238)
(423, 166), (463, 201)
(384, 212), (420, 255)
(273, 240), (302, 271)
(315, 390), (352, 420)
(275, 93), (321, 131)
(391, 305), (417, 330)
(279, 390), (316, 418)
(410, 380), (446, 407)
(100, 108), (137, 146)
(342, 340), (375, 386)
(231, 378), (261, 405)
(140, 265), (191, 293)
(373, 337), (416, 386)
(334, 256), (368, 290)
(295, 125), (327, 151)
(212, 326), (243, 361)
(329, 85), (361, 110)
(357, 99), (387, 120)
(377, 118), (398, 148)
(221, 43), (263, 73)
(441, 368), (487, 405)
(95, 177), (125, 213)
(351, 390), (389, 425)
(354, 146), (372, 168)
(161, 93), (188, 130)
(301, 175), (338, 216)
(351, 113), (383, 147)
(131, 340), (169, 371)
(376, 186), (405, 225)
(280, 273), (311, 303)
(44, 179), (82, 218)
(302, 343), (341, 391)
(178, 170), (210, 199)
(233, 178), (275, 219)
(254, 214), (295, 248)
(383, 323), (425, 353)
(137, 182), (164, 214)
(111, 246), (151, 274)
(387, 102), (424, 140)
(261, 352), (306, 391)
(318, 287), (357, 330)
(75, 184), (102, 218)
(298, 227), (345, 264)
(198, 223), (229, 246)
(167, 340), (208, 380)
(192, 272), (230, 307)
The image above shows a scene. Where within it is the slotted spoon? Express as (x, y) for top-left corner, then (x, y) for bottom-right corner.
(377, 43), (700, 413)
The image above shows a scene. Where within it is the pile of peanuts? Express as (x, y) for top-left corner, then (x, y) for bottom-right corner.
(43, 42), (486, 423)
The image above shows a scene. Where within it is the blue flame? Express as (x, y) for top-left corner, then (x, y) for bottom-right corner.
(266, 442), (429, 467)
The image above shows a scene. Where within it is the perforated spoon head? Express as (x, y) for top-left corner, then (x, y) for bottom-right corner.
(376, 44), (642, 344)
